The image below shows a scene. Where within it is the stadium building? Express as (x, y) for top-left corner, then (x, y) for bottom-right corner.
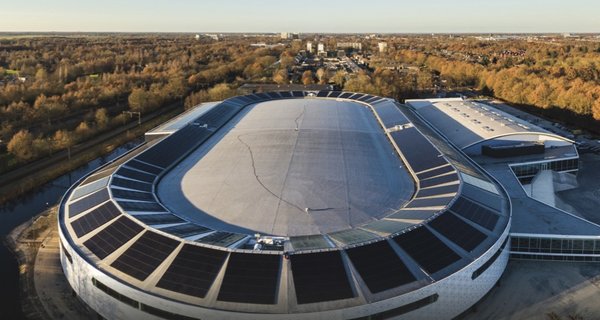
(58, 91), (592, 320)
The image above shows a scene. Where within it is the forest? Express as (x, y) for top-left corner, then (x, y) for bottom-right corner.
(1, 34), (599, 171)
(0, 35), (287, 171)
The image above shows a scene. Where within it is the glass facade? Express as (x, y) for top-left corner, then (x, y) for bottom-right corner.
(511, 158), (578, 179)
(510, 236), (600, 257)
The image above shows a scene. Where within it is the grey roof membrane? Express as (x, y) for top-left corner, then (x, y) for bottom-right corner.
(157, 99), (415, 237)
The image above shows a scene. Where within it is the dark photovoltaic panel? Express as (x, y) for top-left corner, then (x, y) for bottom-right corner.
(350, 93), (366, 100)
(390, 128), (447, 173)
(110, 188), (155, 202)
(392, 226), (461, 274)
(265, 92), (281, 99)
(405, 196), (455, 209)
(291, 91), (305, 97)
(80, 168), (116, 187)
(71, 201), (122, 238)
(357, 94), (373, 102)
(365, 96), (381, 103)
(244, 94), (260, 102)
(290, 251), (355, 304)
(111, 231), (180, 281)
(217, 253), (281, 304)
(132, 214), (185, 225)
(416, 184), (459, 198)
(126, 159), (163, 175)
(328, 91), (342, 98)
(450, 197), (499, 231)
(196, 232), (246, 247)
(371, 103), (410, 128)
(416, 165), (455, 180)
(159, 223), (212, 238)
(116, 167), (156, 183)
(419, 173), (459, 189)
(69, 188), (110, 218)
(157, 244), (228, 298)
(339, 92), (353, 99)
(316, 90), (329, 97)
(387, 209), (440, 221)
(429, 212), (487, 252)
(236, 95), (254, 103)
(346, 240), (416, 293)
(117, 201), (165, 212)
(111, 177), (153, 192)
(279, 91), (292, 98)
(83, 216), (144, 259)
(461, 184), (502, 211)
(254, 92), (270, 99)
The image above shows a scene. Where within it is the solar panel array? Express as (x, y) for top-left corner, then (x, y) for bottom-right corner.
(71, 201), (122, 238)
(68, 188), (110, 218)
(393, 226), (461, 275)
(450, 196), (499, 231)
(157, 244), (228, 298)
(83, 216), (144, 259)
(290, 251), (355, 304)
(346, 240), (416, 293)
(111, 231), (180, 281)
(218, 253), (281, 304)
(428, 212), (487, 252)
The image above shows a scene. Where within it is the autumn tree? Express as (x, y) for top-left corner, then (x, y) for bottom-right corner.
(95, 108), (109, 129)
(301, 70), (314, 85)
(7, 130), (35, 162)
(273, 69), (289, 84)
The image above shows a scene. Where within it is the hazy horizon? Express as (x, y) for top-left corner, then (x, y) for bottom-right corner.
(1, 0), (599, 34)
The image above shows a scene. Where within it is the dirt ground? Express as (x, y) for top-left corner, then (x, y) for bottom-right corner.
(462, 260), (600, 320)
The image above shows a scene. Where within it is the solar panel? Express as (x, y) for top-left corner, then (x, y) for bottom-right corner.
(350, 93), (366, 100)
(461, 184), (502, 211)
(279, 91), (292, 98)
(265, 92), (281, 99)
(416, 165), (455, 180)
(157, 244), (228, 298)
(346, 240), (416, 293)
(83, 216), (144, 259)
(125, 159), (163, 175)
(116, 167), (156, 183)
(428, 212), (487, 252)
(71, 201), (122, 238)
(196, 232), (246, 247)
(69, 188), (110, 218)
(110, 188), (155, 202)
(244, 94), (260, 102)
(79, 168), (116, 187)
(357, 94), (373, 102)
(71, 176), (109, 200)
(361, 219), (416, 235)
(405, 196), (454, 209)
(416, 184), (459, 198)
(111, 231), (179, 281)
(450, 197), (499, 231)
(117, 201), (165, 212)
(291, 91), (305, 97)
(132, 214), (185, 225)
(316, 90), (329, 97)
(290, 251), (355, 304)
(328, 91), (342, 98)
(328, 229), (379, 246)
(289, 235), (331, 251)
(387, 209), (440, 221)
(371, 103), (410, 128)
(111, 177), (153, 192)
(390, 129), (448, 173)
(392, 226), (461, 274)
(419, 173), (459, 189)
(158, 223), (212, 238)
(217, 253), (281, 304)
(254, 92), (270, 100)
(339, 92), (353, 99)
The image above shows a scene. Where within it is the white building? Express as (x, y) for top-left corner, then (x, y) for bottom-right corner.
(378, 42), (388, 53)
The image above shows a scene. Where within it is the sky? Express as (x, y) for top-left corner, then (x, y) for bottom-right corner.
(1, 0), (599, 33)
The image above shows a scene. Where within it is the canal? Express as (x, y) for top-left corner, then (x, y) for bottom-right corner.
(0, 139), (142, 319)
